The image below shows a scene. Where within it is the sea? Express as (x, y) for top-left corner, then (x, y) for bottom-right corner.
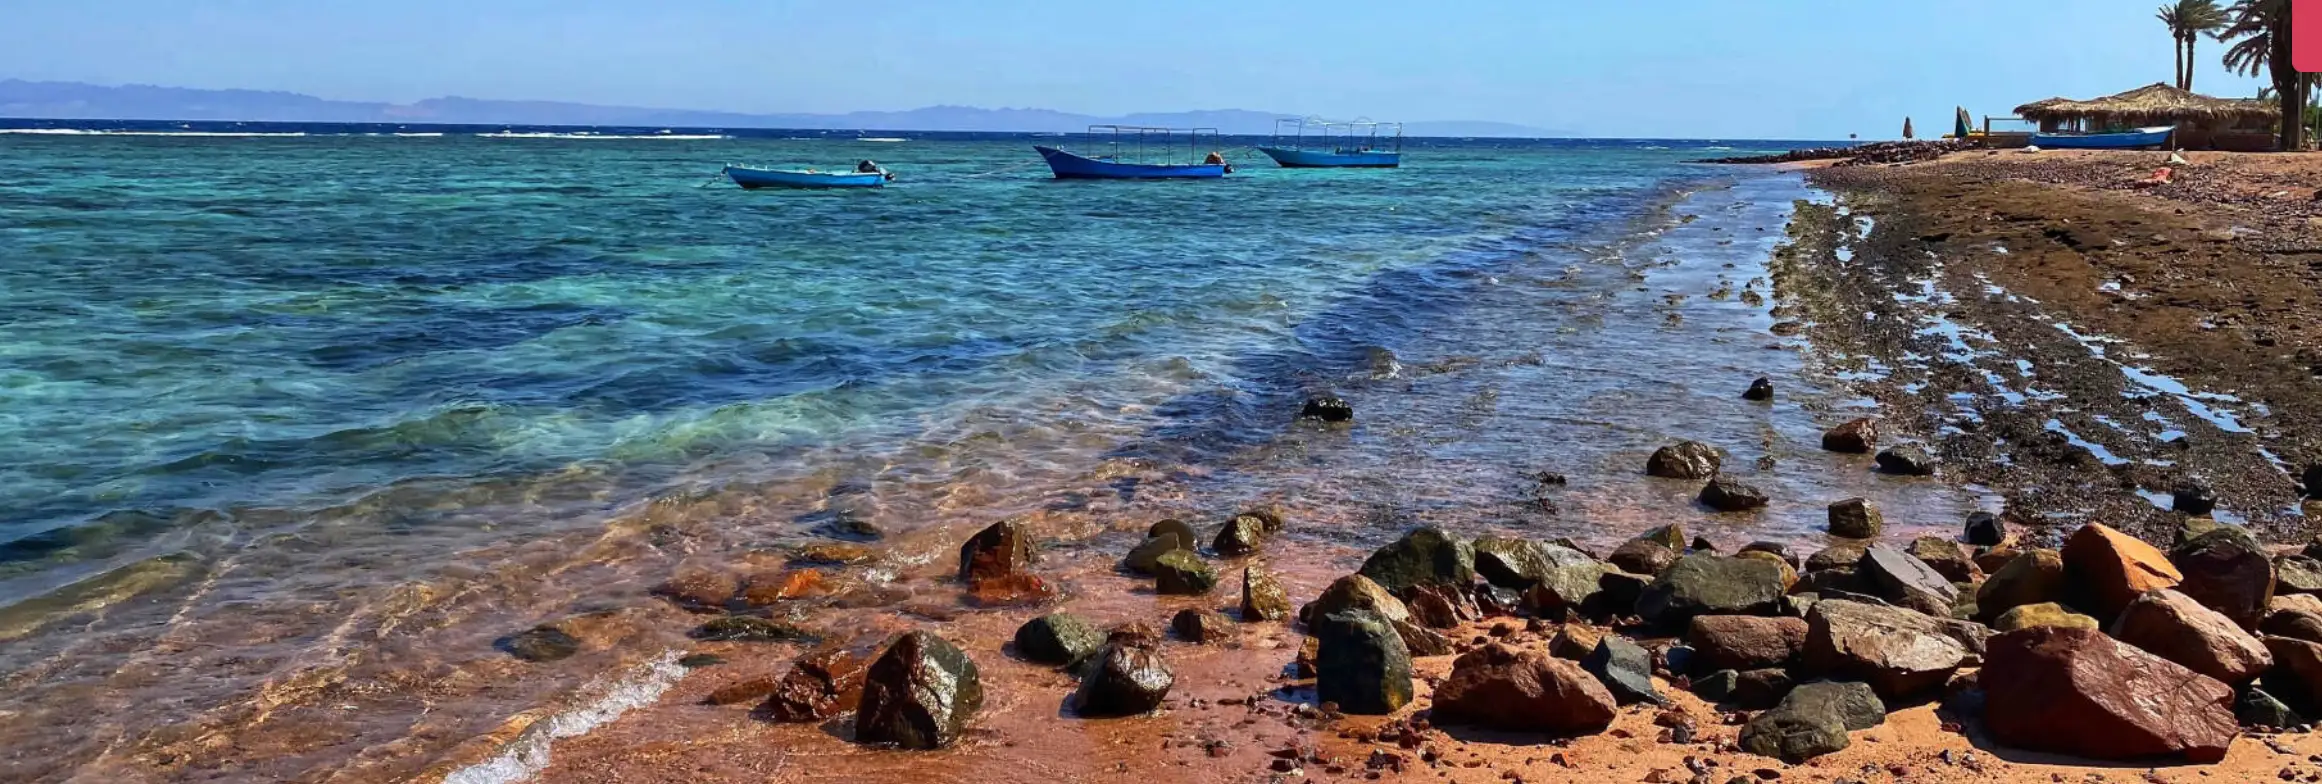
(0, 120), (1973, 781)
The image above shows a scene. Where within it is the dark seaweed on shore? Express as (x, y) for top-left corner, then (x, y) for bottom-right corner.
(1697, 140), (1969, 166)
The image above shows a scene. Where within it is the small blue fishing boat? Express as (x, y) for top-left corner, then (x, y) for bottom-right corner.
(1257, 118), (1403, 168)
(2030, 125), (2175, 150)
(723, 163), (891, 189)
(1033, 125), (1228, 180)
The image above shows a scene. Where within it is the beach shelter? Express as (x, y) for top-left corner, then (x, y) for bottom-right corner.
(1902, 117), (1914, 139)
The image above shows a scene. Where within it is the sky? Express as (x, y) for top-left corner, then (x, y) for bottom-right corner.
(0, 0), (2276, 139)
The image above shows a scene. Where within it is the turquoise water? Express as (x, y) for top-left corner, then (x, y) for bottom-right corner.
(0, 133), (1786, 588)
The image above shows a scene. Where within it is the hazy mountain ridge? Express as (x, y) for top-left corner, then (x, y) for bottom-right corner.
(0, 80), (1566, 137)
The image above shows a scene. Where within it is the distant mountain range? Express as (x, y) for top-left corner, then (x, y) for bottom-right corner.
(0, 80), (1566, 137)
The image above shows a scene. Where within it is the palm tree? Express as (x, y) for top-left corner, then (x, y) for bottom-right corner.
(2222, 0), (2305, 150)
(2156, 0), (2228, 90)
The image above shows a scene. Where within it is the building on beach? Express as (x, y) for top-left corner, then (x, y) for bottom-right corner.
(2013, 82), (2280, 151)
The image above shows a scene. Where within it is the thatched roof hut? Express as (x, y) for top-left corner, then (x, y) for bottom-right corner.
(2014, 83), (2277, 125)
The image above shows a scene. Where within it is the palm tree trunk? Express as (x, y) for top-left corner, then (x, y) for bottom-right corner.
(2175, 37), (2187, 89)
(2183, 36), (2196, 91)
(2278, 17), (2305, 150)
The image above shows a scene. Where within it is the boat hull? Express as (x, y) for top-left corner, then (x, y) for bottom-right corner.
(1256, 147), (1401, 168)
(724, 167), (886, 189)
(1034, 146), (1225, 179)
(2030, 126), (2174, 150)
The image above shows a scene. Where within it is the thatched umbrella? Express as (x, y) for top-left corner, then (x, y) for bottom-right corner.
(2014, 83), (2277, 127)
(1902, 117), (1914, 139)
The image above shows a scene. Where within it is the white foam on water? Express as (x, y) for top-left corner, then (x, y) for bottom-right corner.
(441, 650), (688, 784)
(0, 129), (310, 137)
(476, 132), (728, 140)
(856, 137), (909, 143)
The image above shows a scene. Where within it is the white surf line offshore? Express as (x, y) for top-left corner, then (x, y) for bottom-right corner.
(442, 650), (689, 784)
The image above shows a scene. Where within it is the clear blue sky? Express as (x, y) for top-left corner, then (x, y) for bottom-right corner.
(0, 0), (2271, 139)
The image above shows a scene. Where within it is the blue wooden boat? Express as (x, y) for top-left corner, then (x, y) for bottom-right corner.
(2030, 126), (2175, 150)
(1260, 118), (1404, 168)
(723, 165), (889, 189)
(1255, 147), (1402, 168)
(1034, 146), (1225, 179)
(1033, 126), (1228, 180)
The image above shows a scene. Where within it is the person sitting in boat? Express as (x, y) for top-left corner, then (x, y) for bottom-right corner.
(1203, 151), (1225, 165)
(855, 159), (882, 173)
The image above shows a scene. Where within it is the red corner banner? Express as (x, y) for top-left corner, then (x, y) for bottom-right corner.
(2301, 0), (2322, 72)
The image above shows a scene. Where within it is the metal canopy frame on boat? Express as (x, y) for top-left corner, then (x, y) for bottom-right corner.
(1071, 124), (1224, 166)
(1269, 117), (1404, 155)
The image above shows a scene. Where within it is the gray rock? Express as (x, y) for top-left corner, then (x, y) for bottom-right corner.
(1014, 612), (1105, 665)
(2236, 686), (2303, 729)
(2277, 555), (2322, 596)
(1313, 609), (1414, 714)
(1858, 544), (1959, 617)
(1646, 442), (1724, 480)
(1636, 554), (1787, 626)
(1783, 680), (1888, 731)
(1358, 526), (1476, 595)
(1874, 444), (1938, 476)
(1827, 498), (1882, 539)
(1803, 599), (1968, 701)
(1738, 681), (1886, 763)
(1123, 534), (1189, 575)
(1699, 478), (1770, 512)
(1581, 635), (1664, 705)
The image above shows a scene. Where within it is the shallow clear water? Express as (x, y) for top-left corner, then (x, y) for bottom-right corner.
(1, 132), (1800, 593)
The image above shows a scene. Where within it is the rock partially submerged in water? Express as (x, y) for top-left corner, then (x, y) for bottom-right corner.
(1874, 444), (1938, 476)
(1152, 550), (1218, 595)
(1313, 609), (1414, 714)
(1124, 534), (1190, 575)
(1015, 612), (1106, 665)
(856, 631), (985, 749)
(1073, 641), (1175, 716)
(1171, 608), (1235, 643)
(1821, 417), (1879, 453)
(1212, 510), (1280, 557)
(1826, 498), (1882, 539)
(1358, 526), (1476, 595)
(1743, 377), (1775, 401)
(1300, 395), (1354, 423)
(500, 625), (581, 662)
(1698, 478), (1769, 512)
(690, 616), (815, 643)
(1646, 441), (1724, 480)
(959, 519), (1036, 584)
(766, 640), (875, 721)
(1431, 643), (1615, 734)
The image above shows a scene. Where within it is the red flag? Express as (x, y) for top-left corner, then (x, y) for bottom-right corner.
(2299, 0), (2321, 72)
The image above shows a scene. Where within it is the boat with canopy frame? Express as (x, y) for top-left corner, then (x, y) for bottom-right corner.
(1256, 118), (1403, 168)
(1032, 125), (1230, 179)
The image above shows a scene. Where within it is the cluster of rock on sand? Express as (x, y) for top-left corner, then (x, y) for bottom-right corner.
(625, 403), (2322, 772)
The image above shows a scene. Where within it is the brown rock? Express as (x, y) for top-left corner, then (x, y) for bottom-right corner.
(1858, 544), (1959, 618)
(1550, 625), (1607, 661)
(1805, 543), (1867, 573)
(1735, 551), (1799, 591)
(1826, 498), (1882, 539)
(1241, 567), (1293, 622)
(958, 519), (1035, 583)
(1991, 602), (2097, 632)
(2061, 524), (2182, 620)
(652, 567), (738, 612)
(1688, 616), (1809, 672)
(738, 568), (829, 607)
(1821, 417), (1878, 453)
(2263, 595), (2322, 644)
(2264, 636), (2322, 707)
(1982, 626), (2237, 762)
(2112, 589), (2272, 684)
(964, 573), (1058, 607)
(705, 676), (778, 706)
(1301, 574), (1411, 626)
(1905, 537), (1980, 584)
(1646, 441), (1724, 480)
(1610, 539), (1680, 576)
(2170, 528), (2275, 630)
(1803, 599), (1968, 700)
(1431, 643), (1617, 735)
(766, 641), (874, 721)
(1975, 548), (2066, 623)
(1172, 608), (1237, 644)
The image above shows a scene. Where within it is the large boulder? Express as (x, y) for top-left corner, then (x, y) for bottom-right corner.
(1313, 610), (1414, 714)
(1072, 641), (1175, 716)
(1014, 612), (1106, 665)
(1992, 602), (2098, 632)
(1431, 643), (1617, 734)
(2262, 637), (2322, 708)
(1241, 567), (1293, 621)
(1473, 537), (1599, 590)
(1975, 548), (2067, 623)
(2112, 589), (2272, 684)
(1739, 681), (1886, 763)
(855, 631), (985, 749)
(1821, 417), (1878, 453)
(2062, 524), (2183, 620)
(1152, 550), (1218, 595)
(1521, 561), (1612, 617)
(1580, 636), (1663, 705)
(959, 519), (1035, 583)
(1636, 554), (1787, 626)
(1646, 441), (1724, 480)
(1358, 527), (1475, 595)
(1698, 478), (1770, 512)
(1301, 574), (1411, 626)
(1609, 539), (1680, 576)
(1827, 498), (1882, 539)
(2170, 527), (2275, 630)
(1688, 615), (1809, 672)
(2263, 595), (2322, 644)
(1803, 599), (1968, 700)
(1982, 626), (2237, 762)
(1858, 545), (1959, 618)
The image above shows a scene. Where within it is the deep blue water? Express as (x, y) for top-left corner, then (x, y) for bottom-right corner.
(0, 121), (1819, 593)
